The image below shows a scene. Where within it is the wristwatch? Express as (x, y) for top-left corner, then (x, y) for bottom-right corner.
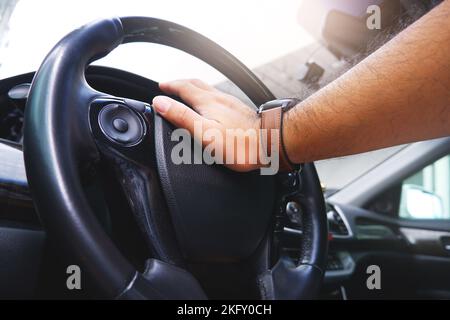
(257, 98), (300, 172)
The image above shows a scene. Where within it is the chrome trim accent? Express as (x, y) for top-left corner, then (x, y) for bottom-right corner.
(283, 227), (303, 235)
(400, 227), (450, 245)
(116, 271), (138, 299)
(330, 205), (353, 239)
(400, 227), (450, 256)
(340, 286), (348, 300)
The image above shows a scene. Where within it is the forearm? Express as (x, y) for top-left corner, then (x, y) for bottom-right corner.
(284, 0), (450, 163)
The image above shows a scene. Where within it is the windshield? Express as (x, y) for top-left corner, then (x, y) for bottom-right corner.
(0, 0), (405, 191)
(0, 0), (314, 83)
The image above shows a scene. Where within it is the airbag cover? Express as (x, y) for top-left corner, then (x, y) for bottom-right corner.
(154, 116), (275, 263)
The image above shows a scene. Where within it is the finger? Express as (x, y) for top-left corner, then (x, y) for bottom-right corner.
(160, 78), (216, 93)
(188, 79), (219, 92)
(152, 95), (214, 141)
(159, 80), (211, 106)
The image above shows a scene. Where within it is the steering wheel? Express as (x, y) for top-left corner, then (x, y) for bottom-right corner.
(23, 17), (327, 299)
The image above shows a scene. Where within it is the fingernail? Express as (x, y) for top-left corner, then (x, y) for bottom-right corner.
(153, 96), (171, 114)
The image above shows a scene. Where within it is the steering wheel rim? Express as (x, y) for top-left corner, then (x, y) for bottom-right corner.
(23, 17), (328, 299)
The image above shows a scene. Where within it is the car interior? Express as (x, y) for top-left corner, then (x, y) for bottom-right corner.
(0, 0), (449, 300)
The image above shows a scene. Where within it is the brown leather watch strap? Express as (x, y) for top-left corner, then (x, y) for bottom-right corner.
(260, 107), (294, 172)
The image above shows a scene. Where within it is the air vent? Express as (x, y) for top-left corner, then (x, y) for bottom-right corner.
(327, 205), (352, 238)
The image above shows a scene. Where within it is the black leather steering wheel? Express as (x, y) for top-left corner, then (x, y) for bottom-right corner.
(23, 17), (328, 299)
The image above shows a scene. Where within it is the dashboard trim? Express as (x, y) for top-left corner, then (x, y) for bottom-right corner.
(330, 204), (354, 239)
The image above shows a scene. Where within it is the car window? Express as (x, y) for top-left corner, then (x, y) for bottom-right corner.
(315, 145), (406, 192)
(399, 154), (450, 220)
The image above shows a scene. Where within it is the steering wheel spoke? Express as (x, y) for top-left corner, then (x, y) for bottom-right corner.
(89, 97), (184, 265)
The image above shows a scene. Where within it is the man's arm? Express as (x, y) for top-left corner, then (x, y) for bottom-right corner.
(283, 0), (450, 163)
(152, 1), (450, 170)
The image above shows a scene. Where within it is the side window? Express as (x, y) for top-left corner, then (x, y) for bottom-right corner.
(399, 155), (450, 220)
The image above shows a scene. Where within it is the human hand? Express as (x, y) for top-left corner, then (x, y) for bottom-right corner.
(152, 79), (263, 172)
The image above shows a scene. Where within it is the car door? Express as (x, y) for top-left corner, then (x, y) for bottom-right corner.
(327, 138), (450, 299)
